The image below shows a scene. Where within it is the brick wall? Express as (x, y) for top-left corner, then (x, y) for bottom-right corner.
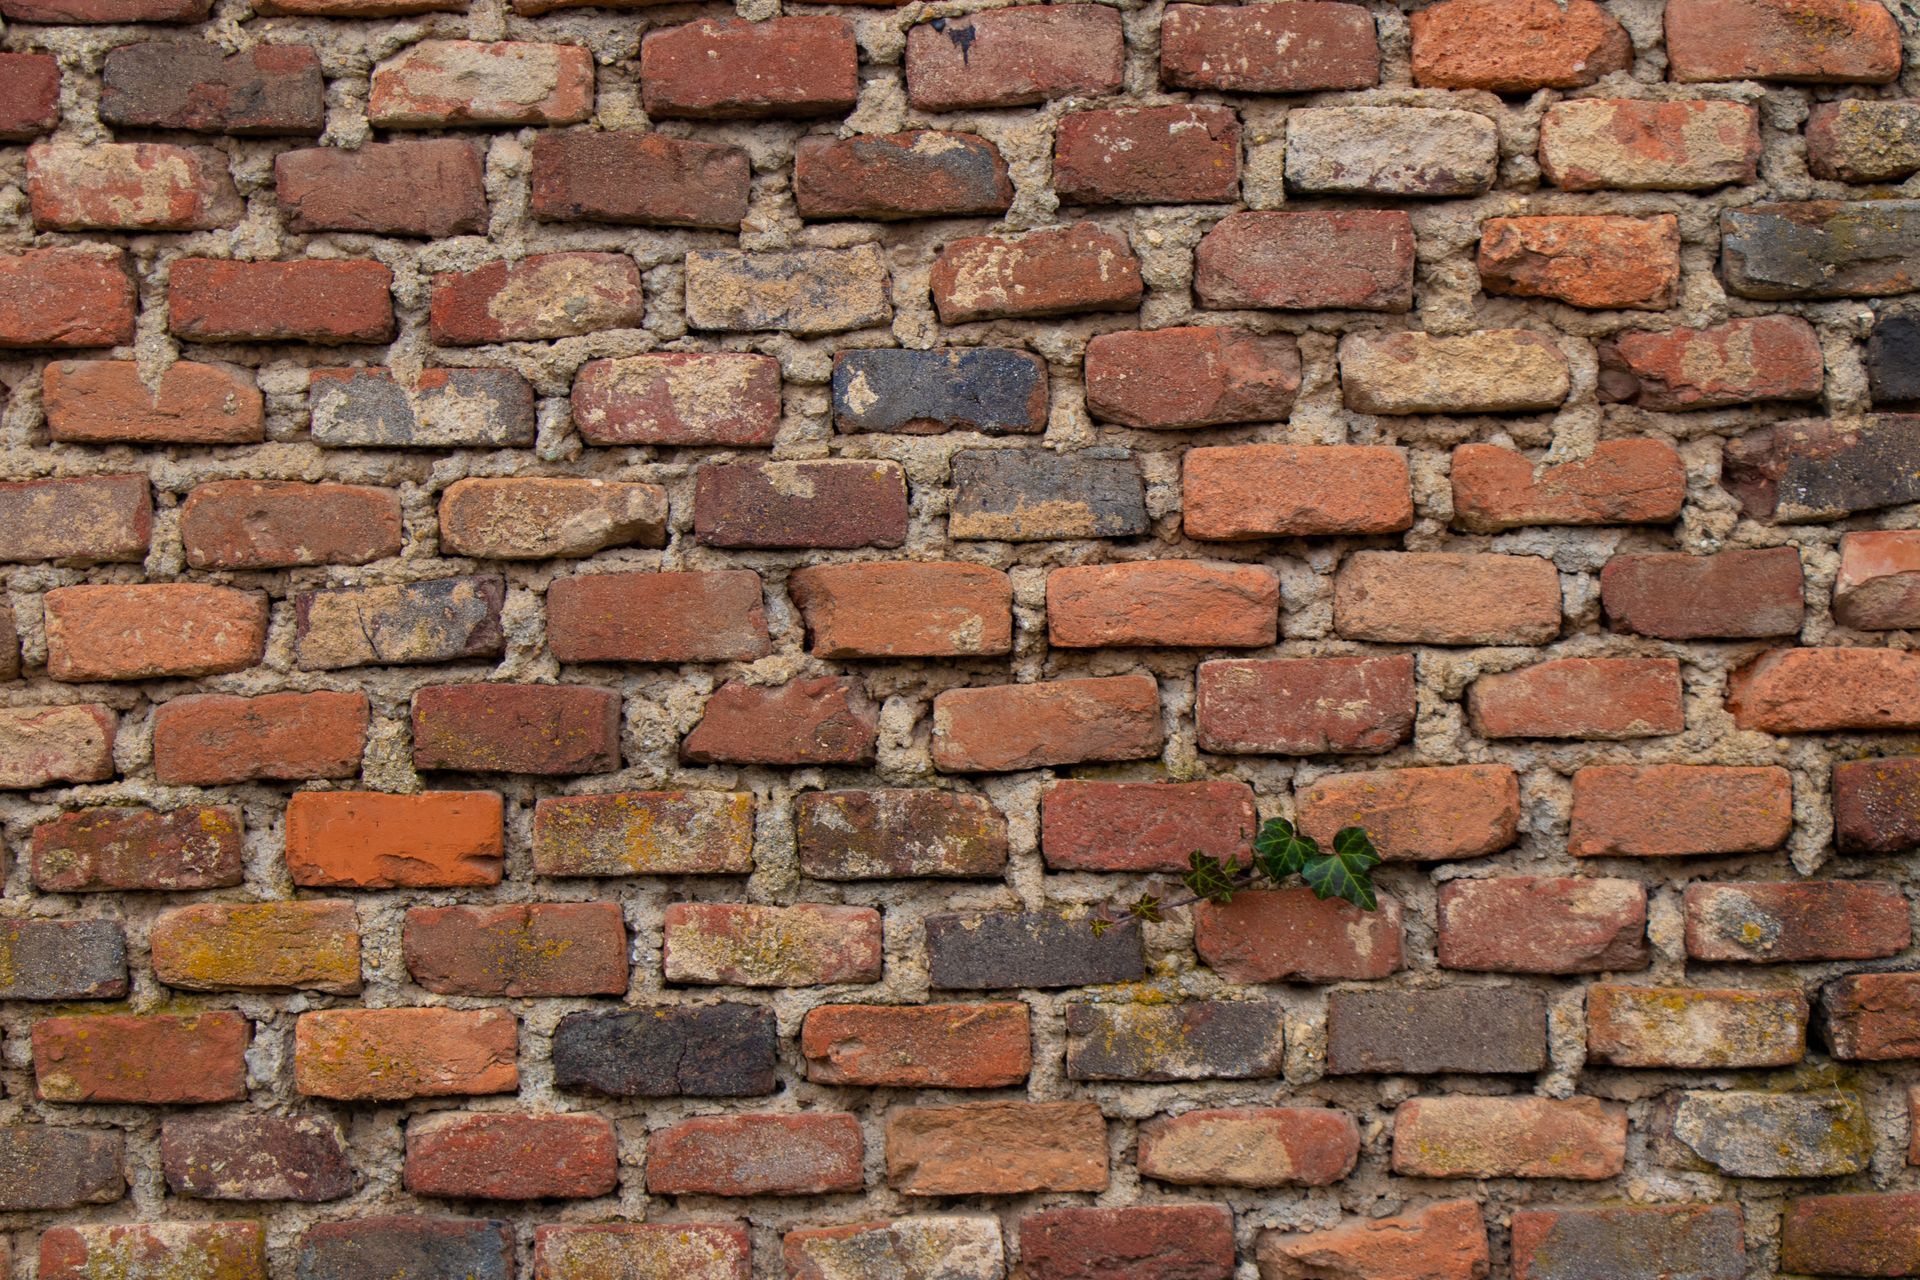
(1, 0), (1919, 1274)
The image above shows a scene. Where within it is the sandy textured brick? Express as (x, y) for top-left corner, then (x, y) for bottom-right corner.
(797, 788), (1007, 879)
(370, 41), (593, 127)
(32, 805), (243, 892)
(802, 1003), (1031, 1088)
(406, 1112), (617, 1201)
(1414, 0), (1629, 87)
(286, 790), (502, 889)
(553, 1004), (776, 1098)
(154, 691), (367, 784)
(888, 1101), (1106, 1196)
(0, 1127), (123, 1211)
(1042, 779), (1257, 872)
(1723, 201), (1920, 300)
(0, 248), (134, 349)
(1195, 888), (1404, 982)
(151, 901), (358, 994)
(906, 5), (1123, 110)
(0, 53), (60, 140)
(1601, 547), (1805, 639)
(406, 902), (626, 997)
(642, 16), (855, 119)
(1184, 445), (1410, 538)
(1821, 972), (1920, 1060)
(798, 131), (1013, 219)
(1086, 327), (1299, 429)
(834, 347), (1047, 435)
(1021, 1206), (1233, 1280)
(1588, 985), (1808, 1067)
(1783, 1194), (1920, 1276)
(1298, 764), (1519, 862)
(1046, 560), (1279, 648)
(1480, 215), (1681, 310)
(181, 479), (401, 569)
(439, 477), (666, 558)
(536, 1224), (750, 1280)
(1835, 757), (1920, 854)
(295, 576), (505, 671)
(931, 222), (1142, 324)
(0, 474), (151, 564)
(1055, 106), (1240, 205)
(1335, 551), (1560, 644)
(298, 1219), (513, 1280)
(412, 683), (621, 775)
(431, 252), (644, 344)
(533, 790), (754, 876)
(1808, 99), (1920, 181)
(1542, 99), (1759, 190)
(1195, 210), (1414, 311)
(38, 1224), (264, 1280)
(1066, 1000), (1284, 1082)
(101, 43), (323, 134)
(0, 703), (116, 789)
(533, 132), (750, 229)
(1729, 646), (1920, 731)
(1138, 1107), (1359, 1188)
(1666, 1093), (1871, 1178)
(1162, 2), (1379, 91)
(1725, 415), (1920, 522)
(549, 569), (770, 663)
(785, 1219), (1000, 1280)
(1450, 440), (1685, 531)
(686, 245), (890, 335)
(162, 1113), (352, 1203)
(1258, 1201), (1489, 1280)
(1391, 1096), (1626, 1179)
(169, 259), (394, 344)
(276, 140), (488, 237)
(35, 1012), (250, 1104)
(1667, 0), (1900, 82)
(791, 562), (1012, 658)
(310, 367), (535, 448)
(1470, 657), (1684, 740)
(925, 910), (1144, 988)
(1287, 107), (1497, 197)
(1686, 881), (1909, 962)
(931, 674), (1162, 772)
(0, 918), (127, 1000)
(1340, 330), (1569, 413)
(1439, 877), (1649, 974)
(647, 1115), (863, 1197)
(1599, 315), (1823, 410)
(664, 902), (882, 986)
(29, 143), (239, 232)
(2, 0), (204, 23)
(1835, 530), (1920, 628)
(1197, 655), (1416, 755)
(1511, 1206), (1745, 1280)
(573, 353), (780, 447)
(295, 1008), (517, 1101)
(696, 460), (909, 550)
(683, 676), (879, 766)
(1327, 988), (1548, 1074)
(44, 359), (263, 445)
(949, 448), (1149, 540)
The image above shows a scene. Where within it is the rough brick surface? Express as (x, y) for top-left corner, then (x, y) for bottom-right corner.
(1335, 552), (1561, 645)
(1391, 1097), (1627, 1179)
(405, 903), (627, 996)
(1450, 440), (1686, 531)
(181, 479), (402, 569)
(1601, 547), (1806, 639)
(1196, 211), (1415, 312)
(439, 477), (667, 559)
(1541, 99), (1761, 191)
(150, 901), (360, 994)
(886, 1101), (1107, 1196)
(431, 252), (644, 344)
(1297, 764), (1519, 862)
(44, 360), (264, 444)
(906, 5), (1124, 110)
(0, 474), (152, 564)
(1184, 445), (1411, 538)
(1412, 0), (1630, 89)
(790, 562), (1011, 657)
(310, 367), (534, 448)
(931, 674), (1163, 772)
(648, 1113), (864, 1196)
(152, 691), (368, 785)
(1686, 881), (1911, 962)
(1087, 328), (1300, 430)
(572, 353), (780, 446)
(286, 790), (503, 888)
(1479, 215), (1682, 310)
(0, 248), (134, 348)
(1510, 1206), (1745, 1280)
(931, 222), (1143, 324)
(1042, 779), (1257, 872)
(1198, 655), (1416, 755)
(413, 683), (621, 775)
(799, 132), (1013, 220)
(405, 1112), (617, 1200)
(1341, 330), (1570, 413)
(642, 18), (857, 119)
(32, 805), (244, 892)
(1439, 877), (1649, 974)
(549, 569), (771, 663)
(162, 1114), (352, 1202)
(101, 43), (323, 134)
(295, 1008), (518, 1101)
(276, 140), (488, 237)
(1570, 765), (1793, 856)
(1587, 985), (1808, 1068)
(533, 132), (750, 229)
(533, 790), (755, 876)
(370, 41), (594, 127)
(1470, 657), (1685, 740)
(1066, 1001), (1285, 1082)
(35, 1013), (250, 1104)
(682, 677), (879, 766)
(1666, 0), (1901, 82)
(169, 258), (394, 344)
(1258, 1201), (1490, 1280)
(1055, 106), (1240, 206)
(1020, 1205), (1235, 1280)
(1162, 2), (1380, 92)
(553, 1004), (776, 1097)
(803, 1003), (1031, 1088)
(1598, 316), (1824, 410)
(1138, 1108), (1360, 1188)
(30, 142), (241, 232)
(1195, 889), (1404, 982)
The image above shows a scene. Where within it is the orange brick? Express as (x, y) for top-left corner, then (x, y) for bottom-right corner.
(295, 1008), (518, 1101)
(284, 791), (504, 888)
(1569, 765), (1792, 857)
(151, 901), (360, 993)
(35, 1013), (250, 1104)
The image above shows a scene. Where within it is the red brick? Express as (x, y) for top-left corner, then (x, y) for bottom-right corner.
(1540, 98), (1761, 190)
(572, 352), (781, 446)
(1195, 887), (1404, 982)
(0, 248), (134, 349)
(532, 790), (755, 876)
(1298, 764), (1519, 863)
(286, 790), (502, 889)
(31, 805), (243, 892)
(369, 41), (594, 126)
(150, 901), (361, 994)
(1020, 1205), (1234, 1280)
(1834, 757), (1920, 854)
(1589, 984), (1808, 1067)
(1450, 440), (1685, 532)
(1666, 0), (1902, 82)
(906, 5), (1123, 110)
(39, 1224), (264, 1280)
(439, 477), (667, 559)
(1195, 211), (1415, 312)
(1137, 1107), (1359, 1188)
(1086, 327), (1300, 429)
(1411, 0), (1631, 90)
(1480, 215), (1682, 310)
(1602, 547), (1805, 639)
(887, 1101), (1106, 1196)
(295, 1008), (518, 1101)
(1259, 1201), (1490, 1280)
(932, 222), (1142, 324)
(412, 683), (621, 775)
(153, 691), (368, 785)
(648, 1114), (864, 1196)
(0, 704), (116, 790)
(1835, 530), (1920, 629)
(43, 359), (263, 445)
(1439, 877), (1649, 974)
(256, 0), (460, 14)
(695, 459), (909, 549)
(1512, 1206), (1745, 1280)
(180, 480), (401, 569)
(0, 474), (151, 564)
(1600, 316), (1823, 410)
(35, 1013), (249, 1104)
(169, 259), (394, 344)
(791, 562), (1013, 658)
(1184, 444), (1411, 538)
(1042, 779), (1257, 872)
(1336, 551), (1560, 645)
(45, 584), (264, 682)
(549, 570), (770, 664)
(1047, 560), (1278, 648)
(0, 53), (60, 141)
(643, 17), (855, 119)
(1782, 1193), (1920, 1276)
(405, 903), (627, 996)
(931, 674), (1163, 773)
(1054, 106), (1240, 205)
(100, 44), (323, 136)
(1391, 1096), (1627, 1179)
(662, 902), (883, 986)
(29, 143), (239, 232)
(161, 1113), (351, 1203)
(1162, 2), (1379, 92)
(406, 1112), (617, 1200)
(430, 252), (644, 345)
(276, 140), (488, 237)
(797, 788), (1007, 879)
(534, 1224), (749, 1280)
(533, 132), (751, 229)
(1197, 655), (1416, 756)
(1730, 646), (1920, 731)
(1571, 764), (1793, 858)
(1470, 657), (1684, 739)
(682, 676), (879, 766)
(796, 132), (1013, 220)
(802, 1003), (1031, 1088)
(1687, 881), (1909, 962)
(1, 0), (204, 20)
(1821, 972), (1920, 1060)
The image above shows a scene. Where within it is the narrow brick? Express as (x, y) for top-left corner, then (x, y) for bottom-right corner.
(572, 353), (781, 447)
(430, 253), (643, 344)
(101, 43), (324, 135)
(1340, 330), (1571, 413)
(548, 570), (771, 663)
(29, 142), (240, 232)
(553, 1004), (777, 1097)
(949, 448), (1149, 540)
(1138, 1107), (1359, 1188)
(1809, 99), (1920, 182)
(0, 474), (151, 564)
(648, 1114), (864, 1196)
(931, 674), (1163, 773)
(0, 704), (117, 790)
(696, 459), (908, 549)
(1667, 0), (1901, 82)
(642, 17), (856, 119)
(412, 683), (621, 775)
(533, 790), (754, 876)
(0, 248), (134, 349)
(906, 5), (1123, 110)
(151, 901), (360, 994)
(0, 919), (127, 1000)
(1450, 440), (1687, 532)
(309, 368), (535, 449)
(1047, 560), (1279, 648)
(169, 259), (394, 345)
(0, 54), (60, 141)
(1183, 444), (1411, 538)
(1297, 764), (1520, 862)
(181, 479), (401, 569)
(1588, 985), (1808, 1067)
(439, 477), (667, 559)
(1021, 1206), (1235, 1280)
(802, 1002), (1031, 1088)
(1042, 779), (1257, 872)
(1598, 315), (1824, 410)
(1438, 877), (1649, 974)
(1835, 530), (1920, 629)
(1601, 547), (1805, 638)
(0, 1128), (123, 1211)
(1197, 655), (1416, 756)
(1470, 657), (1685, 740)
(926, 910), (1144, 989)
(39, 1224), (264, 1280)
(1287, 106), (1498, 197)
(31, 805), (243, 893)
(1666, 1091), (1871, 1177)
(1725, 416), (1920, 522)
(1326, 988), (1549, 1075)
(1834, 757), (1920, 854)
(663, 902), (883, 986)
(1541, 99), (1761, 190)
(1087, 327), (1300, 430)
(35, 1013), (249, 1104)
(1162, 2), (1379, 92)
(1196, 211), (1415, 312)
(1065, 1000), (1284, 1081)
(286, 790), (503, 889)
(1821, 971), (1920, 1059)
(685, 246), (891, 335)
(1723, 202), (1920, 300)
(1728, 646), (1920, 731)
(1480, 215), (1682, 309)
(682, 677), (879, 766)
(537, 1224), (750, 1280)
(1194, 888), (1404, 982)
(44, 360), (263, 445)
(406, 1112), (617, 1201)
(295, 576), (506, 672)
(1258, 1201), (1490, 1280)
(791, 562), (1013, 658)
(1391, 1096), (1627, 1179)
(153, 691), (367, 786)
(796, 788), (1007, 879)
(1571, 765), (1792, 857)
(1783, 1194), (1920, 1277)
(785, 1219), (999, 1280)
(276, 140), (488, 237)
(932, 222), (1142, 324)
(1055, 106), (1241, 205)
(532, 132), (751, 229)
(162, 1113), (352, 1203)
(1512, 1206), (1745, 1280)
(405, 903), (626, 996)
(798, 131), (1013, 219)
(298, 1219), (513, 1280)
(887, 1101), (1107, 1196)
(295, 1008), (517, 1101)
(1411, 0), (1630, 89)
(833, 347), (1048, 435)
(1335, 551), (1561, 645)
(370, 41), (594, 127)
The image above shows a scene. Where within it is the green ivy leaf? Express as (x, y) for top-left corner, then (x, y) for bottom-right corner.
(1181, 850), (1243, 904)
(1090, 917), (1112, 937)
(1127, 893), (1164, 923)
(1253, 816), (1318, 883)
(1300, 826), (1382, 911)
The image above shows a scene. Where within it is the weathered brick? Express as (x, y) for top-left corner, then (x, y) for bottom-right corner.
(1601, 547), (1805, 638)
(1055, 106), (1240, 205)
(276, 140), (488, 237)
(1287, 106), (1498, 197)
(32, 805), (243, 893)
(1511, 1206), (1745, 1280)
(35, 1012), (249, 1104)
(932, 222), (1142, 324)
(1326, 988), (1548, 1075)
(1194, 210), (1415, 312)
(1729, 646), (1920, 731)
(1836, 530), (1920, 628)
(1570, 764), (1791, 857)
(0, 248), (134, 349)
(1138, 1107), (1359, 1188)
(1470, 657), (1685, 740)
(1047, 560), (1280, 648)
(1184, 444), (1410, 538)
(573, 353), (780, 447)
(1196, 655), (1416, 755)
(39, 1224), (264, 1280)
(1808, 99), (1920, 182)
(1194, 888), (1404, 982)
(643, 16), (855, 118)
(286, 790), (502, 889)
(1087, 327), (1300, 430)
(537, 1224), (750, 1280)
(834, 347), (1047, 435)
(1391, 1096), (1627, 1179)
(549, 570), (770, 663)
(295, 1008), (517, 1100)
(430, 253), (644, 344)
(406, 1112), (617, 1201)
(370, 41), (594, 126)
(1588, 985), (1807, 1067)
(0, 53), (60, 141)
(949, 448), (1149, 540)
(181, 480), (401, 569)
(1599, 315), (1824, 410)
(412, 683), (621, 775)
(532, 132), (751, 229)
(1438, 877), (1649, 974)
(153, 691), (367, 785)
(101, 43), (324, 135)
(1298, 764), (1519, 862)
(1480, 215), (1681, 310)
(1666, 1090), (1872, 1177)
(29, 142), (240, 232)
(553, 1004), (777, 1097)
(1411, 0), (1630, 89)
(1042, 779), (1257, 872)
(1724, 416), (1920, 521)
(1335, 551), (1560, 645)
(310, 367), (535, 449)
(1782, 1194), (1920, 1276)
(439, 477), (667, 559)
(1541, 99), (1761, 190)
(0, 1127), (123, 1211)
(931, 674), (1163, 772)
(663, 902), (883, 986)
(1162, 2), (1379, 92)
(1450, 440), (1686, 532)
(295, 576), (505, 671)
(1257, 1201), (1490, 1280)
(802, 1002), (1031, 1088)
(2, 0), (204, 22)
(298, 1219), (513, 1280)
(1020, 1205), (1234, 1280)
(796, 788), (1007, 879)
(1066, 1000), (1284, 1081)
(43, 583), (266, 679)
(162, 1113), (352, 1202)
(791, 562), (1012, 658)
(648, 1114), (864, 1196)
(1688, 881), (1909, 963)
(785, 1219), (999, 1280)
(0, 919), (126, 1000)
(1667, 0), (1901, 82)
(925, 910), (1144, 988)
(533, 790), (755, 876)
(151, 901), (360, 994)
(0, 704), (116, 790)
(1834, 757), (1920, 854)
(1821, 971), (1920, 1059)
(686, 246), (891, 334)
(0, 607), (19, 682)
(1340, 330), (1570, 413)
(405, 903), (627, 996)
(169, 259), (394, 344)
(887, 1101), (1106, 1196)
(906, 5), (1123, 110)
(1723, 202), (1920, 299)
(0, 474), (151, 564)
(44, 359), (263, 445)
(696, 459), (908, 550)
(682, 677), (880, 766)
(798, 131), (1012, 219)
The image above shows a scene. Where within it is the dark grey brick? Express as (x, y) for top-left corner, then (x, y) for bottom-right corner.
(297, 1218), (513, 1280)
(949, 448), (1149, 541)
(1722, 201), (1920, 300)
(1722, 415), (1920, 522)
(926, 911), (1144, 989)
(1869, 313), (1920, 406)
(100, 43), (325, 136)
(1512, 1205), (1746, 1280)
(0, 1126), (124, 1210)
(309, 368), (535, 448)
(1065, 1000), (1284, 1081)
(551, 1003), (778, 1097)
(0, 918), (127, 1000)
(294, 576), (506, 671)
(832, 348), (1047, 435)
(1325, 987), (1548, 1075)
(163, 1113), (354, 1202)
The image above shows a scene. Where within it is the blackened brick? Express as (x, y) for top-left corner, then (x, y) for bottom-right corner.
(1325, 988), (1549, 1075)
(950, 448), (1147, 540)
(834, 348), (1048, 435)
(297, 1219), (513, 1280)
(926, 911), (1143, 989)
(0, 919), (127, 1000)
(552, 1004), (778, 1097)
(1065, 1000), (1284, 1081)
(0, 1127), (123, 1210)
